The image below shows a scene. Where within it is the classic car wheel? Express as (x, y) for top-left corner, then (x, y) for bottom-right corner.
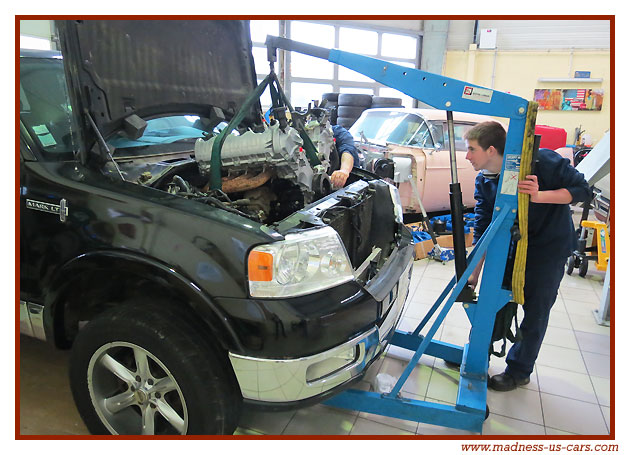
(69, 301), (241, 435)
(566, 256), (576, 275)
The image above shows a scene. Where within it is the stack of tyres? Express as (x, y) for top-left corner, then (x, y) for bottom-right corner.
(337, 94), (373, 129)
(321, 92), (339, 125)
(371, 96), (403, 109)
(321, 92), (339, 109)
(320, 93), (403, 128)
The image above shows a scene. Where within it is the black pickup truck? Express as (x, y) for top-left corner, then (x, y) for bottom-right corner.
(19, 20), (414, 435)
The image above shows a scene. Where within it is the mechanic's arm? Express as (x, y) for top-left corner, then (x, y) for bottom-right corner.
(518, 176), (573, 203)
(519, 152), (591, 204)
(331, 153), (354, 187)
(468, 254), (485, 289)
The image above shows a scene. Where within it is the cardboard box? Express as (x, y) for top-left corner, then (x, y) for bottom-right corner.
(413, 239), (435, 260)
(435, 232), (474, 249)
(406, 222), (474, 260)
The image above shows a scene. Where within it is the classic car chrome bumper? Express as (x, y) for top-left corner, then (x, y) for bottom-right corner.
(228, 259), (412, 403)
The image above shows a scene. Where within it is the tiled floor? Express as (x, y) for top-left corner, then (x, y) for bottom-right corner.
(19, 254), (611, 436)
(236, 258), (610, 436)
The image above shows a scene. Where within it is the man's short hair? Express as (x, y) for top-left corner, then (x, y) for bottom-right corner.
(464, 121), (506, 155)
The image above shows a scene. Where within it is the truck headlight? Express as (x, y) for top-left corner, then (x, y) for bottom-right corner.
(387, 183), (404, 224)
(248, 226), (354, 298)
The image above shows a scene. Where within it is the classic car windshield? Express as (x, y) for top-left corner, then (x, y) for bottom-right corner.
(349, 111), (434, 148)
(20, 55), (81, 161)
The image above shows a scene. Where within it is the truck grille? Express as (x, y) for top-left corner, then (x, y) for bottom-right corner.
(322, 180), (397, 269)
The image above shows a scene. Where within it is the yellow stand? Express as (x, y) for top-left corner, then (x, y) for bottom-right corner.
(581, 220), (610, 271)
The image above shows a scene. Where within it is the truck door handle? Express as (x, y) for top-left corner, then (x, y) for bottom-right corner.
(59, 198), (68, 222)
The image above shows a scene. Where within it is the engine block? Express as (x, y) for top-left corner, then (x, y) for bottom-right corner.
(194, 122), (315, 192)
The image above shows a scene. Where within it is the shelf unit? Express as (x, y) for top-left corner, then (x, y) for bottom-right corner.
(537, 78), (603, 83)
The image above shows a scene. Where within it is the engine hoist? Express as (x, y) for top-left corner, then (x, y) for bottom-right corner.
(265, 36), (538, 434)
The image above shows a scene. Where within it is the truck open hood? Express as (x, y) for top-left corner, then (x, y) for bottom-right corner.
(56, 20), (261, 143)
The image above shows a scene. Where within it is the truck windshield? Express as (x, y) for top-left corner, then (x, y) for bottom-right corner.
(20, 54), (80, 161)
(106, 116), (234, 159)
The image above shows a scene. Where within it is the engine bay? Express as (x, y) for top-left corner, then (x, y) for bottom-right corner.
(108, 108), (342, 225)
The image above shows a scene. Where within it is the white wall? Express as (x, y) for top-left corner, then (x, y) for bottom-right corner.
(448, 19), (610, 50)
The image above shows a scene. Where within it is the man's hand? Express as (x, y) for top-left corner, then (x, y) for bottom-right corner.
(468, 254), (485, 289)
(330, 169), (350, 188)
(518, 174), (540, 202)
(468, 269), (481, 288)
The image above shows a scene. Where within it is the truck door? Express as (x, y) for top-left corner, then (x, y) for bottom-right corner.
(19, 52), (83, 304)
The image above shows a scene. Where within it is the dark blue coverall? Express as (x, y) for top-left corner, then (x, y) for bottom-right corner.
(473, 149), (591, 380)
(332, 124), (360, 165)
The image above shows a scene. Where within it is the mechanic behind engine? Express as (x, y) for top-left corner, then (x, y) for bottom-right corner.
(330, 124), (360, 188)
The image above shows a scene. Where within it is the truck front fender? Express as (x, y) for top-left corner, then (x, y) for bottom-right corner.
(43, 249), (243, 352)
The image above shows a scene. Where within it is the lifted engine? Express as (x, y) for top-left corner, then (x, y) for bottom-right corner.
(195, 122), (317, 194)
(129, 111), (339, 225)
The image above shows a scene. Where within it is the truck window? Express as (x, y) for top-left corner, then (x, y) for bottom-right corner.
(20, 56), (80, 160)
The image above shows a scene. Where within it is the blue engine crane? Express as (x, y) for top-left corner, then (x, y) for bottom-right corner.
(264, 35), (538, 434)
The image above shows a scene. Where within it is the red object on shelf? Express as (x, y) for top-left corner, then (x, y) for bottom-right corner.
(535, 125), (568, 150)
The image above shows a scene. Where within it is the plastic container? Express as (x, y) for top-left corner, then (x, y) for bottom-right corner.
(535, 125), (568, 151)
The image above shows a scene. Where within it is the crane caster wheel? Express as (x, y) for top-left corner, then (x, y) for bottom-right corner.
(579, 259), (588, 277)
(485, 405), (490, 420)
(566, 256), (576, 275)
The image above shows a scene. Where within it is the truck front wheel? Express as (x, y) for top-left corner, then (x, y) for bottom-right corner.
(69, 301), (241, 435)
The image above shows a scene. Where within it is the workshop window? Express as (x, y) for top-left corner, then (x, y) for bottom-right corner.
(339, 28), (378, 55)
(339, 87), (375, 95)
(252, 47), (271, 76)
(291, 53), (334, 79)
(338, 65), (375, 83)
(256, 79), (273, 111)
(290, 21), (335, 48)
(381, 33), (417, 59)
(291, 82), (333, 110)
(249, 20), (421, 109)
(249, 20), (280, 44)
(379, 88), (413, 109)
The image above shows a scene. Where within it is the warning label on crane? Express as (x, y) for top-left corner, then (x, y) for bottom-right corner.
(462, 86), (493, 103)
(500, 154), (520, 195)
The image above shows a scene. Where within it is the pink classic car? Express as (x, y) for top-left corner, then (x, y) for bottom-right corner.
(349, 108), (499, 214)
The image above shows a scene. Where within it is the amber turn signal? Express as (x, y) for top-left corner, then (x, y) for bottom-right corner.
(248, 250), (274, 282)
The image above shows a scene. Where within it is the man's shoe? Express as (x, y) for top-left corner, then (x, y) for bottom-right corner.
(488, 372), (530, 392)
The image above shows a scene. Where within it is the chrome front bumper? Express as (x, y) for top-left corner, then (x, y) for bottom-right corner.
(228, 258), (413, 403)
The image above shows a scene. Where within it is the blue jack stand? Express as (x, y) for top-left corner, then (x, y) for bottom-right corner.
(266, 36), (534, 433)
